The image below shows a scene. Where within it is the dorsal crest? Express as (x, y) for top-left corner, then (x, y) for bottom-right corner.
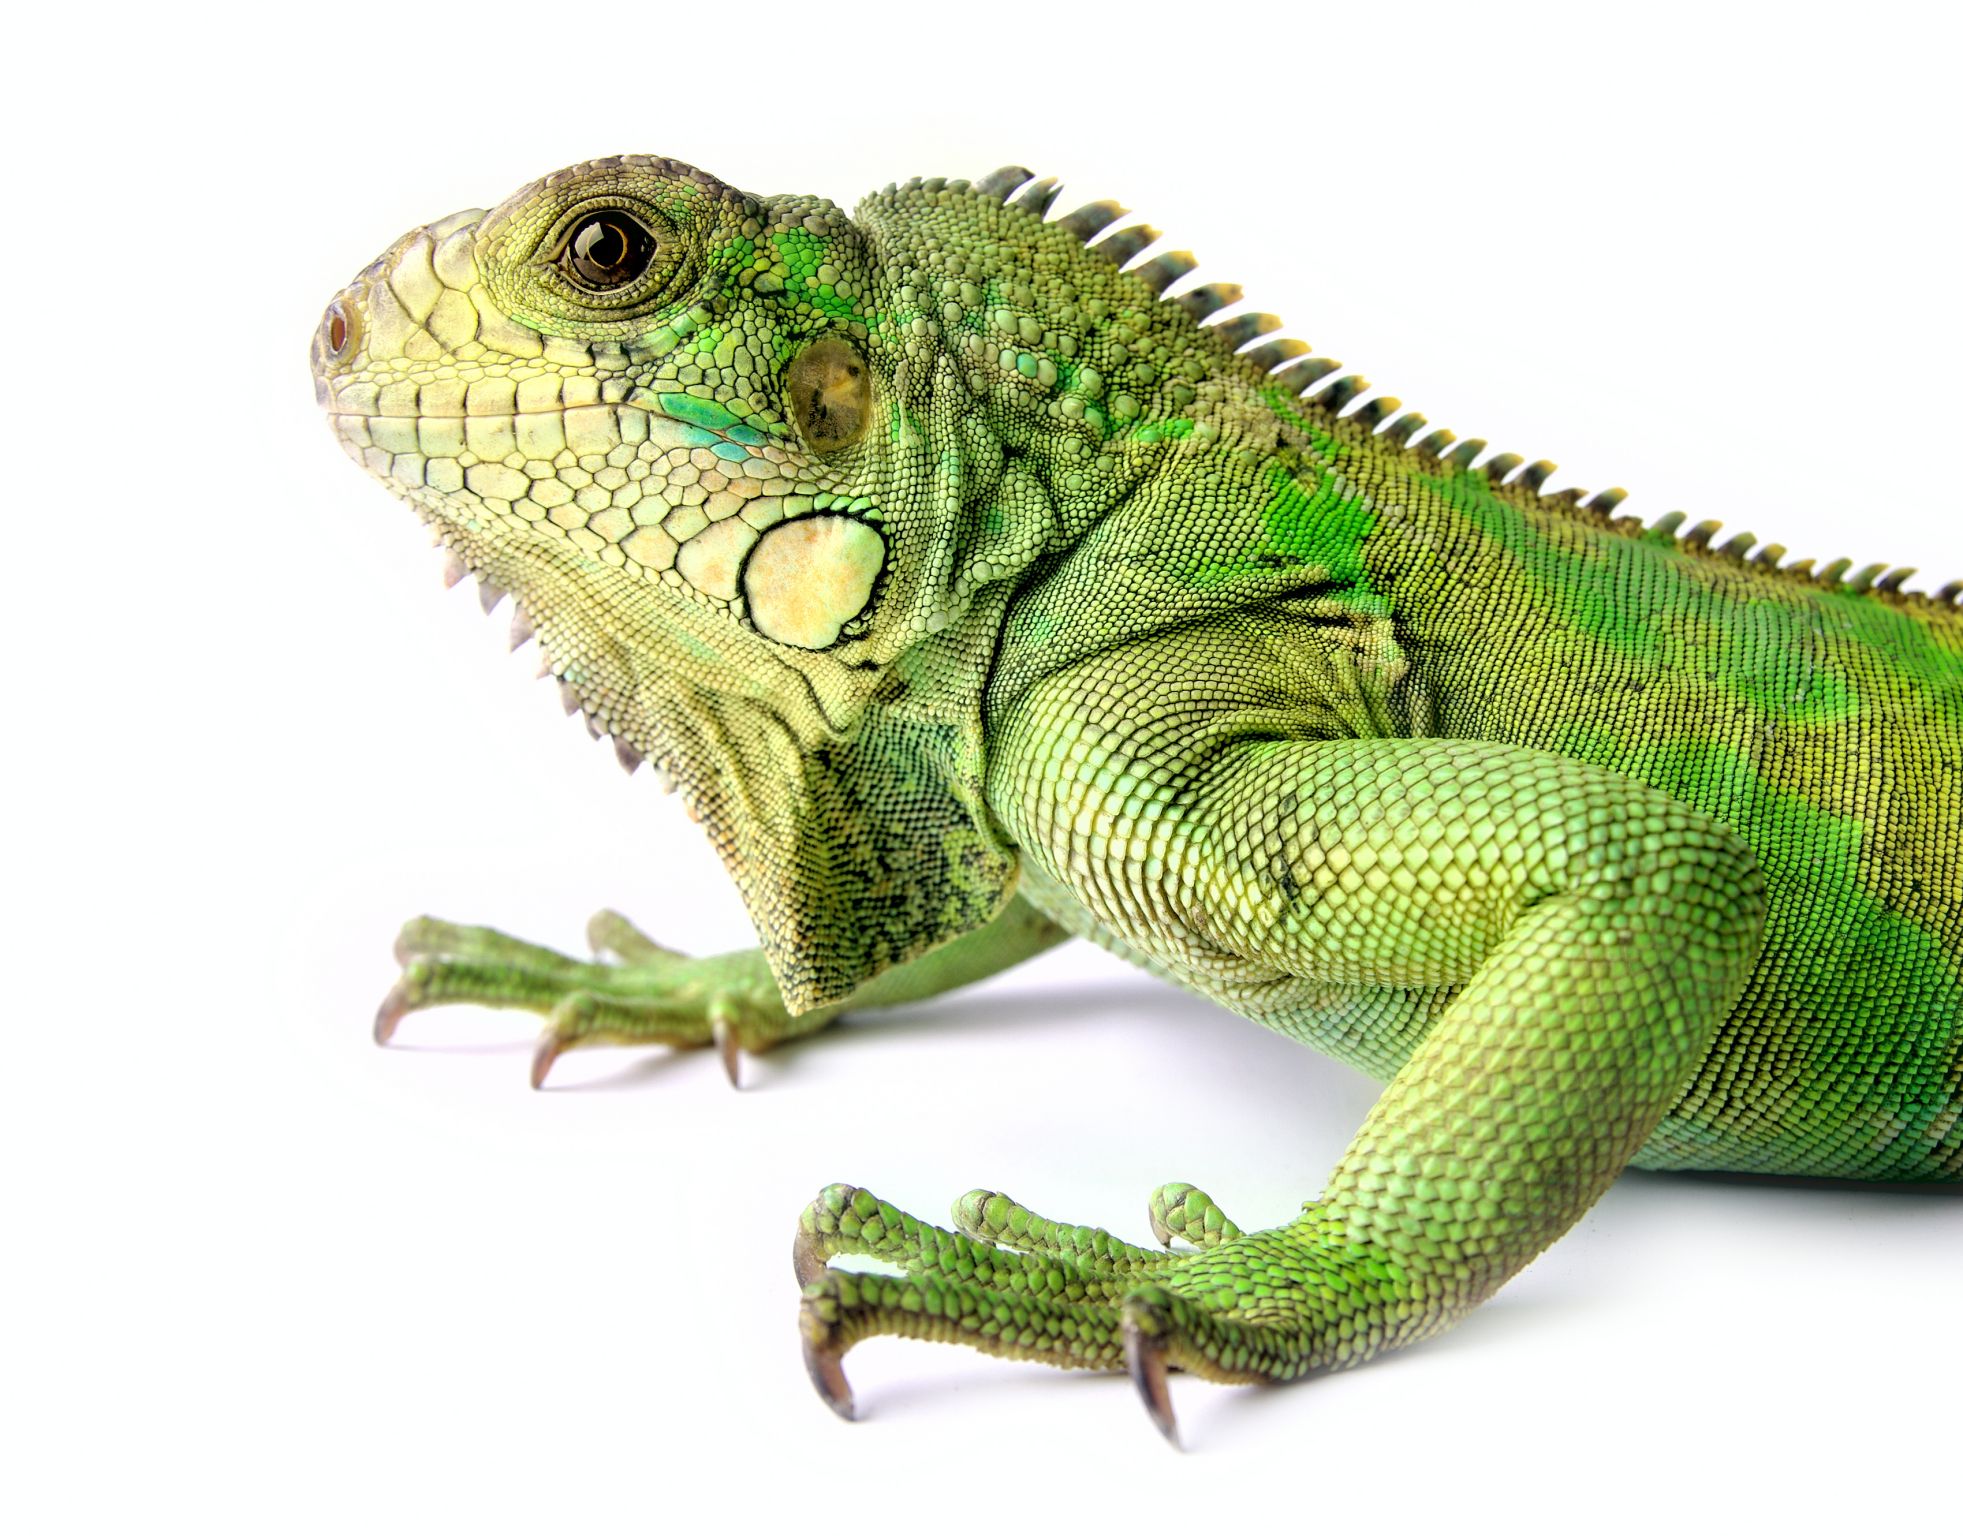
(916, 164), (1959, 616)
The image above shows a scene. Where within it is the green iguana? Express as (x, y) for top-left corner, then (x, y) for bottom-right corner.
(312, 155), (1961, 1442)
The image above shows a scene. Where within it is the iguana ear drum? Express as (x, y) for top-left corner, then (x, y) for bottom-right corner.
(786, 338), (871, 454)
(743, 515), (886, 649)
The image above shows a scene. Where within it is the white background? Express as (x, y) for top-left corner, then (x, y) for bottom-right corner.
(9, 2), (1959, 1531)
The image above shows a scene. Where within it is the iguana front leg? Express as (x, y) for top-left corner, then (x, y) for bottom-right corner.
(801, 724), (1766, 1437)
(375, 893), (1068, 1087)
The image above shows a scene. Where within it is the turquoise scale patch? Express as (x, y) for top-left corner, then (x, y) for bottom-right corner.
(657, 393), (743, 432)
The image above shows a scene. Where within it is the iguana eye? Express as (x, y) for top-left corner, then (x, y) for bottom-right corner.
(559, 211), (656, 291)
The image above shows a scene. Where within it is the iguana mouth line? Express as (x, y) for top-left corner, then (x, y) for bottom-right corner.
(324, 388), (786, 434)
(330, 407), (658, 424)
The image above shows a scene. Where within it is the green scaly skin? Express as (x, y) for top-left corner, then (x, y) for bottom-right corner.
(312, 156), (1960, 1441)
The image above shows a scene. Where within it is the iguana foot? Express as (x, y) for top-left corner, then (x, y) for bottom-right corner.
(375, 911), (835, 1087)
(794, 1182), (1408, 1446)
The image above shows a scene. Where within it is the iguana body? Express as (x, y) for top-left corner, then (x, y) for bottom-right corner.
(312, 156), (1961, 1437)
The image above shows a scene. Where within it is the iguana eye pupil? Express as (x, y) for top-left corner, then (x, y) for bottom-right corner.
(563, 212), (655, 291)
(327, 312), (347, 353)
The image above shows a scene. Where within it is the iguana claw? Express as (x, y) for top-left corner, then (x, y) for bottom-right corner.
(711, 1011), (743, 1089)
(1122, 1302), (1180, 1448)
(801, 1331), (856, 1421)
(791, 1224), (828, 1287)
(529, 1031), (565, 1090)
(373, 982), (410, 1045)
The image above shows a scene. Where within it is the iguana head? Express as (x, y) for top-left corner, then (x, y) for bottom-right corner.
(312, 155), (1288, 1007)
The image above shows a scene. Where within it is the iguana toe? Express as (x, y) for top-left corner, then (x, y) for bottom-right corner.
(584, 907), (682, 965)
(1146, 1183), (1243, 1249)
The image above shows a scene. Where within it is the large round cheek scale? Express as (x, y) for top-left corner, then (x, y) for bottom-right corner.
(743, 516), (886, 650)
